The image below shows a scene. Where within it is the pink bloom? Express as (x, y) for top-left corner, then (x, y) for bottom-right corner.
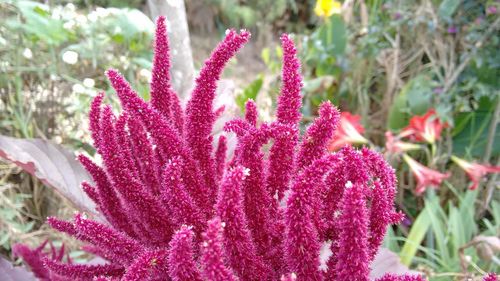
(161, 156), (205, 232)
(216, 165), (271, 279)
(483, 273), (498, 281)
(385, 131), (420, 154)
(403, 154), (450, 195)
(328, 112), (368, 151)
(376, 273), (426, 281)
(44, 259), (124, 280)
(245, 99), (258, 127)
(296, 101), (340, 171)
(200, 218), (239, 281)
(12, 241), (53, 280)
(266, 34), (302, 202)
(168, 226), (202, 281)
(333, 182), (370, 281)
(401, 109), (448, 144)
(122, 250), (169, 281)
(185, 28), (250, 210)
(215, 135), (228, 182)
(451, 156), (500, 190)
(281, 273), (298, 281)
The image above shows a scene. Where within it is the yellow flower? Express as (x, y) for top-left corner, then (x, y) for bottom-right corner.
(314, 0), (342, 18)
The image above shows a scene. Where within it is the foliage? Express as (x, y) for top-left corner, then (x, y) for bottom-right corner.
(0, 0), (155, 259)
(0, 1), (155, 144)
(401, 189), (499, 279)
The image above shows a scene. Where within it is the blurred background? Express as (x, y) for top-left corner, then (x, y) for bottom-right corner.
(0, 0), (498, 279)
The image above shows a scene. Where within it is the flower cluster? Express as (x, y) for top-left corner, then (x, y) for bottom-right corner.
(333, 108), (500, 195)
(15, 17), (424, 281)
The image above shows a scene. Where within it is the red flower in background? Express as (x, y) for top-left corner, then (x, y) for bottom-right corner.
(401, 109), (448, 144)
(385, 131), (420, 154)
(328, 112), (368, 151)
(451, 156), (500, 190)
(403, 154), (450, 195)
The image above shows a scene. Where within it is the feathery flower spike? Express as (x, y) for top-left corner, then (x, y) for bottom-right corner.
(43, 259), (124, 280)
(375, 273), (427, 281)
(161, 156), (205, 232)
(216, 165), (271, 280)
(167, 225), (202, 281)
(121, 249), (169, 281)
(200, 218), (239, 281)
(333, 182), (370, 281)
(483, 273), (498, 281)
(266, 34), (302, 202)
(296, 101), (340, 171)
(185, 29), (250, 208)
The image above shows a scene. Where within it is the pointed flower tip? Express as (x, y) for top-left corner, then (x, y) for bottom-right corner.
(105, 68), (119, 78)
(229, 165), (249, 180)
(156, 15), (166, 24)
(319, 101), (340, 120)
(280, 33), (293, 43)
(239, 29), (251, 40)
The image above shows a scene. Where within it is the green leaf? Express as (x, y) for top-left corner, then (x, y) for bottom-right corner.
(236, 75), (263, 112)
(452, 97), (499, 157)
(387, 75), (433, 130)
(438, 0), (461, 20)
(261, 48), (270, 65)
(387, 86), (409, 130)
(316, 15), (346, 57)
(400, 207), (431, 266)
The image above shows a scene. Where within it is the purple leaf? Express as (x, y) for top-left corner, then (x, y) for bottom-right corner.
(0, 257), (37, 281)
(370, 248), (420, 279)
(0, 135), (95, 213)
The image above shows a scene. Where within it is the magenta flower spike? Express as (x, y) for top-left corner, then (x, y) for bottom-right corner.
(265, 34), (302, 202)
(73, 214), (144, 266)
(375, 274), (426, 281)
(161, 156), (204, 233)
(16, 18), (410, 281)
(368, 181), (394, 260)
(99, 106), (174, 245)
(231, 128), (276, 248)
(106, 68), (210, 217)
(332, 182), (370, 281)
(81, 181), (100, 206)
(201, 218), (239, 281)
(245, 99), (258, 127)
(296, 101), (339, 171)
(128, 118), (162, 193)
(284, 153), (340, 281)
(46, 217), (78, 237)
(276, 34), (302, 125)
(89, 92), (105, 151)
(149, 16), (185, 134)
(44, 259), (124, 280)
(167, 226), (202, 281)
(216, 165), (271, 280)
(185, 29), (250, 209)
(77, 154), (135, 237)
(150, 16), (173, 119)
(12, 242), (52, 280)
(483, 273), (498, 281)
(215, 135), (228, 182)
(122, 250), (169, 281)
